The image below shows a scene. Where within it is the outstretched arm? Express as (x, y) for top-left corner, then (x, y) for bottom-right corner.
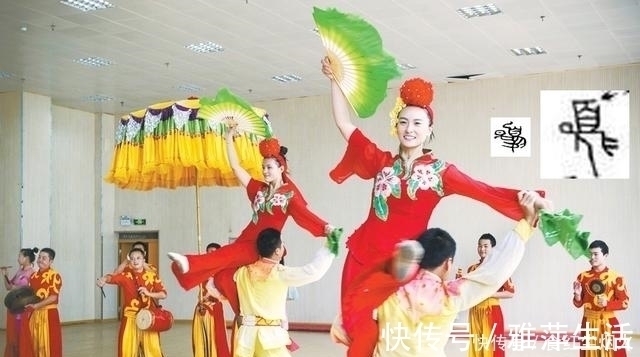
(279, 245), (334, 287)
(452, 192), (541, 311)
(322, 57), (356, 141)
(225, 126), (251, 187)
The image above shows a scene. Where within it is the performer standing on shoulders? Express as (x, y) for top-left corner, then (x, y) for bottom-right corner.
(321, 56), (544, 357)
(169, 124), (340, 317)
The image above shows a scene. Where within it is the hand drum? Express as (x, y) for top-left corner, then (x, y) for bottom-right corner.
(4, 286), (41, 314)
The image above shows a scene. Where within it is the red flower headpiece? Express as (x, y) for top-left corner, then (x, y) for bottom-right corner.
(399, 78), (434, 121)
(259, 138), (287, 170)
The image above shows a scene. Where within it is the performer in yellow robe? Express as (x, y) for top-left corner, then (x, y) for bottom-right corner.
(370, 191), (546, 357)
(467, 233), (515, 357)
(573, 240), (629, 357)
(192, 243), (230, 357)
(233, 228), (336, 357)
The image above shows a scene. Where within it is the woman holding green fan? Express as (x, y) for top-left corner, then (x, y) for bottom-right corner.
(321, 57), (544, 357)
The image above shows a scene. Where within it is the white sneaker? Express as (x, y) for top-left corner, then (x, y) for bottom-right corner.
(167, 252), (189, 273)
(392, 240), (424, 282)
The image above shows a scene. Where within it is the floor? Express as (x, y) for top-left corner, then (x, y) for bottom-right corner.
(0, 320), (637, 356)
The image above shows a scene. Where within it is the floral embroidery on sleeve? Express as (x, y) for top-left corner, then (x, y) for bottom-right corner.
(251, 189), (294, 223)
(407, 160), (445, 199)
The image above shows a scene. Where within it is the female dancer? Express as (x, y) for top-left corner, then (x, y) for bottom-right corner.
(321, 57), (543, 356)
(2, 248), (37, 357)
(169, 124), (339, 314)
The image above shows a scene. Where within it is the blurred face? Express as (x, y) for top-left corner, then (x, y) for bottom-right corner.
(17, 252), (29, 266)
(477, 239), (493, 259)
(206, 246), (218, 254)
(396, 106), (432, 150)
(37, 252), (53, 270)
(129, 251), (145, 271)
(589, 248), (607, 270)
(262, 158), (283, 183)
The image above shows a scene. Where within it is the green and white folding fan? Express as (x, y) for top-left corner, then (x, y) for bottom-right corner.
(313, 7), (401, 118)
(198, 88), (273, 138)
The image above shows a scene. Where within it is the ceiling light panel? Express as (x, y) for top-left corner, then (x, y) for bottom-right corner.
(73, 56), (114, 67)
(398, 63), (416, 70)
(0, 71), (16, 79)
(83, 94), (113, 102)
(510, 47), (547, 56)
(60, 0), (114, 12)
(176, 84), (204, 92)
(457, 4), (502, 19)
(271, 74), (302, 83)
(185, 42), (224, 53)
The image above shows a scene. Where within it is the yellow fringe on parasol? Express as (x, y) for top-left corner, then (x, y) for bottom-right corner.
(105, 98), (265, 190)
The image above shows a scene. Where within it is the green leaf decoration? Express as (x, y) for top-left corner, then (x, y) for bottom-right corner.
(539, 209), (591, 259)
(373, 195), (389, 221)
(198, 88), (272, 138)
(313, 7), (401, 118)
(326, 227), (344, 256)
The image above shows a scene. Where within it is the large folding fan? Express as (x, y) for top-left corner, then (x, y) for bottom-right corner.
(198, 88), (273, 138)
(313, 7), (401, 118)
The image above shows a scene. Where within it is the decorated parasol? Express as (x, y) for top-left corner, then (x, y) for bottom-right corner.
(313, 7), (401, 118)
(105, 88), (272, 252)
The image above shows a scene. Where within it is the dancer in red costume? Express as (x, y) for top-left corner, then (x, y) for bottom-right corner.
(169, 124), (339, 316)
(321, 57), (544, 357)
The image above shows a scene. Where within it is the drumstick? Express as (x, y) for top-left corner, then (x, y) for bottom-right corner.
(100, 287), (106, 298)
(1, 266), (12, 285)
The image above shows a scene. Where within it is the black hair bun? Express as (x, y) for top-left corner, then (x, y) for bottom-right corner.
(32, 247), (39, 253)
(280, 146), (288, 157)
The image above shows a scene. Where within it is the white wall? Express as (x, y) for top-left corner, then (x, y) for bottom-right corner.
(0, 91), (22, 329)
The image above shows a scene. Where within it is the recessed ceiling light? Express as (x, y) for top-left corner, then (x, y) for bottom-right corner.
(398, 63), (416, 70)
(60, 0), (114, 12)
(510, 47), (547, 56)
(271, 74), (302, 83)
(73, 56), (114, 67)
(185, 41), (224, 53)
(0, 71), (16, 79)
(457, 4), (502, 19)
(83, 94), (113, 102)
(176, 84), (204, 92)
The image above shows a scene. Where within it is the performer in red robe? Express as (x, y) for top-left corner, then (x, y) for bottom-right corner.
(573, 240), (629, 357)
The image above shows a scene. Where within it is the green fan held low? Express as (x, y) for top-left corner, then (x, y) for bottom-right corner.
(313, 7), (402, 118)
(198, 88), (273, 138)
(326, 227), (344, 256)
(538, 209), (591, 260)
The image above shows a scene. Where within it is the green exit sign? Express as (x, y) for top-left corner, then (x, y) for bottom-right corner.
(133, 218), (146, 225)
